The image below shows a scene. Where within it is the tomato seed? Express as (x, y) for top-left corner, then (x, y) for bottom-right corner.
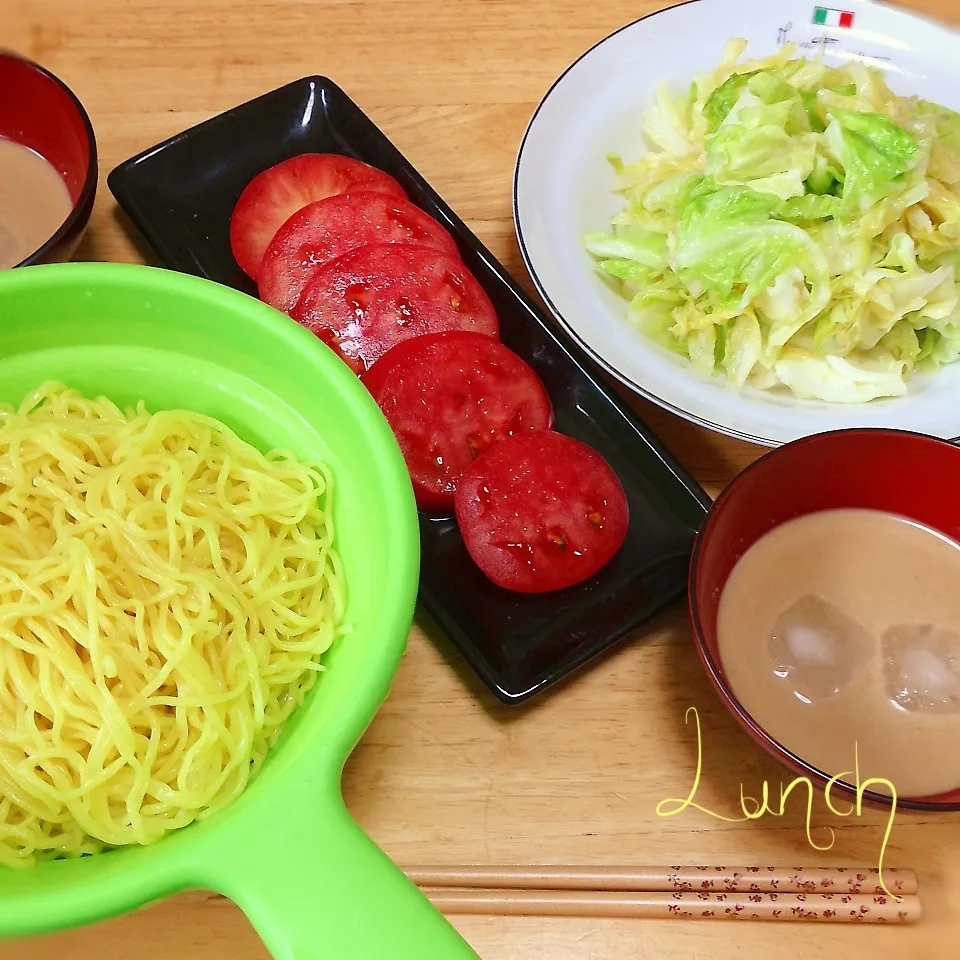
(441, 271), (467, 310)
(546, 528), (567, 551)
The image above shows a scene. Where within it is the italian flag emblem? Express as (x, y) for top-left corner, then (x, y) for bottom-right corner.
(812, 6), (855, 28)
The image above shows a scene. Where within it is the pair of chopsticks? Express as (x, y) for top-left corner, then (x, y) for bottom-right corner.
(405, 865), (922, 923)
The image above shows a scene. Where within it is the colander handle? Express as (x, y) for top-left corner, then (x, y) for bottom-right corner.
(210, 795), (480, 960)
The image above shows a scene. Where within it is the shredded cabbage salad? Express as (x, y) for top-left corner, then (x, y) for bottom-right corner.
(584, 39), (960, 403)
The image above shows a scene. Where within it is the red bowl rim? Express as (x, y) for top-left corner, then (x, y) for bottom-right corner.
(688, 426), (960, 812)
(0, 50), (98, 268)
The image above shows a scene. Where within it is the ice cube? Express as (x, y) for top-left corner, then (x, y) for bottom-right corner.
(769, 594), (875, 701)
(882, 624), (960, 713)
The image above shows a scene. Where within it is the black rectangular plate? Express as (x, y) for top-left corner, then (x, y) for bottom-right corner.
(107, 76), (710, 704)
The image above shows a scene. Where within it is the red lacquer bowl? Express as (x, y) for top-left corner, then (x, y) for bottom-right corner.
(690, 428), (960, 811)
(0, 51), (97, 267)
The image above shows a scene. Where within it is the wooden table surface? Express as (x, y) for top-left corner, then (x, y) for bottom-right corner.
(4, 0), (960, 957)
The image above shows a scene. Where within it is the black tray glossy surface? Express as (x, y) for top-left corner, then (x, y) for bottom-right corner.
(108, 76), (710, 703)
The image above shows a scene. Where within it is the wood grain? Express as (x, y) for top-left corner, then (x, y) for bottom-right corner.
(3, 0), (960, 958)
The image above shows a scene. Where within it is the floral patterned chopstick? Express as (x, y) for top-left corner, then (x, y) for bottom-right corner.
(404, 865), (918, 896)
(419, 888), (922, 923)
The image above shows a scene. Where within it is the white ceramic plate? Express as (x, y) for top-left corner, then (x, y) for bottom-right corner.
(514, 0), (960, 445)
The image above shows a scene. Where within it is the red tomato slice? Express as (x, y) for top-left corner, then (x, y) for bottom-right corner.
(257, 192), (459, 314)
(455, 430), (629, 594)
(292, 243), (499, 373)
(364, 332), (554, 511)
(229, 154), (406, 280)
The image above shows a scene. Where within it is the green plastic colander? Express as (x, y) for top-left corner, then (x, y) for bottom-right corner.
(0, 262), (479, 960)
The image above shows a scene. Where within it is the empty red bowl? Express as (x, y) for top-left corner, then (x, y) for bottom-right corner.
(689, 428), (960, 811)
(0, 51), (97, 267)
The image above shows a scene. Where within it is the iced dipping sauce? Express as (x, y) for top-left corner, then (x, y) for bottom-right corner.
(717, 508), (960, 798)
(0, 138), (73, 268)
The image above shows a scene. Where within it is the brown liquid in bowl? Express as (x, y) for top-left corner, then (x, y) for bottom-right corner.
(717, 508), (960, 798)
(0, 138), (73, 269)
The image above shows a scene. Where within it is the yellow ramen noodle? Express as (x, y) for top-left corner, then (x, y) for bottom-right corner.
(0, 383), (345, 867)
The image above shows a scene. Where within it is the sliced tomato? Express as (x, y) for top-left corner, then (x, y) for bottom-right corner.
(364, 332), (554, 511)
(455, 430), (629, 594)
(257, 192), (459, 314)
(229, 154), (406, 280)
(292, 243), (499, 373)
